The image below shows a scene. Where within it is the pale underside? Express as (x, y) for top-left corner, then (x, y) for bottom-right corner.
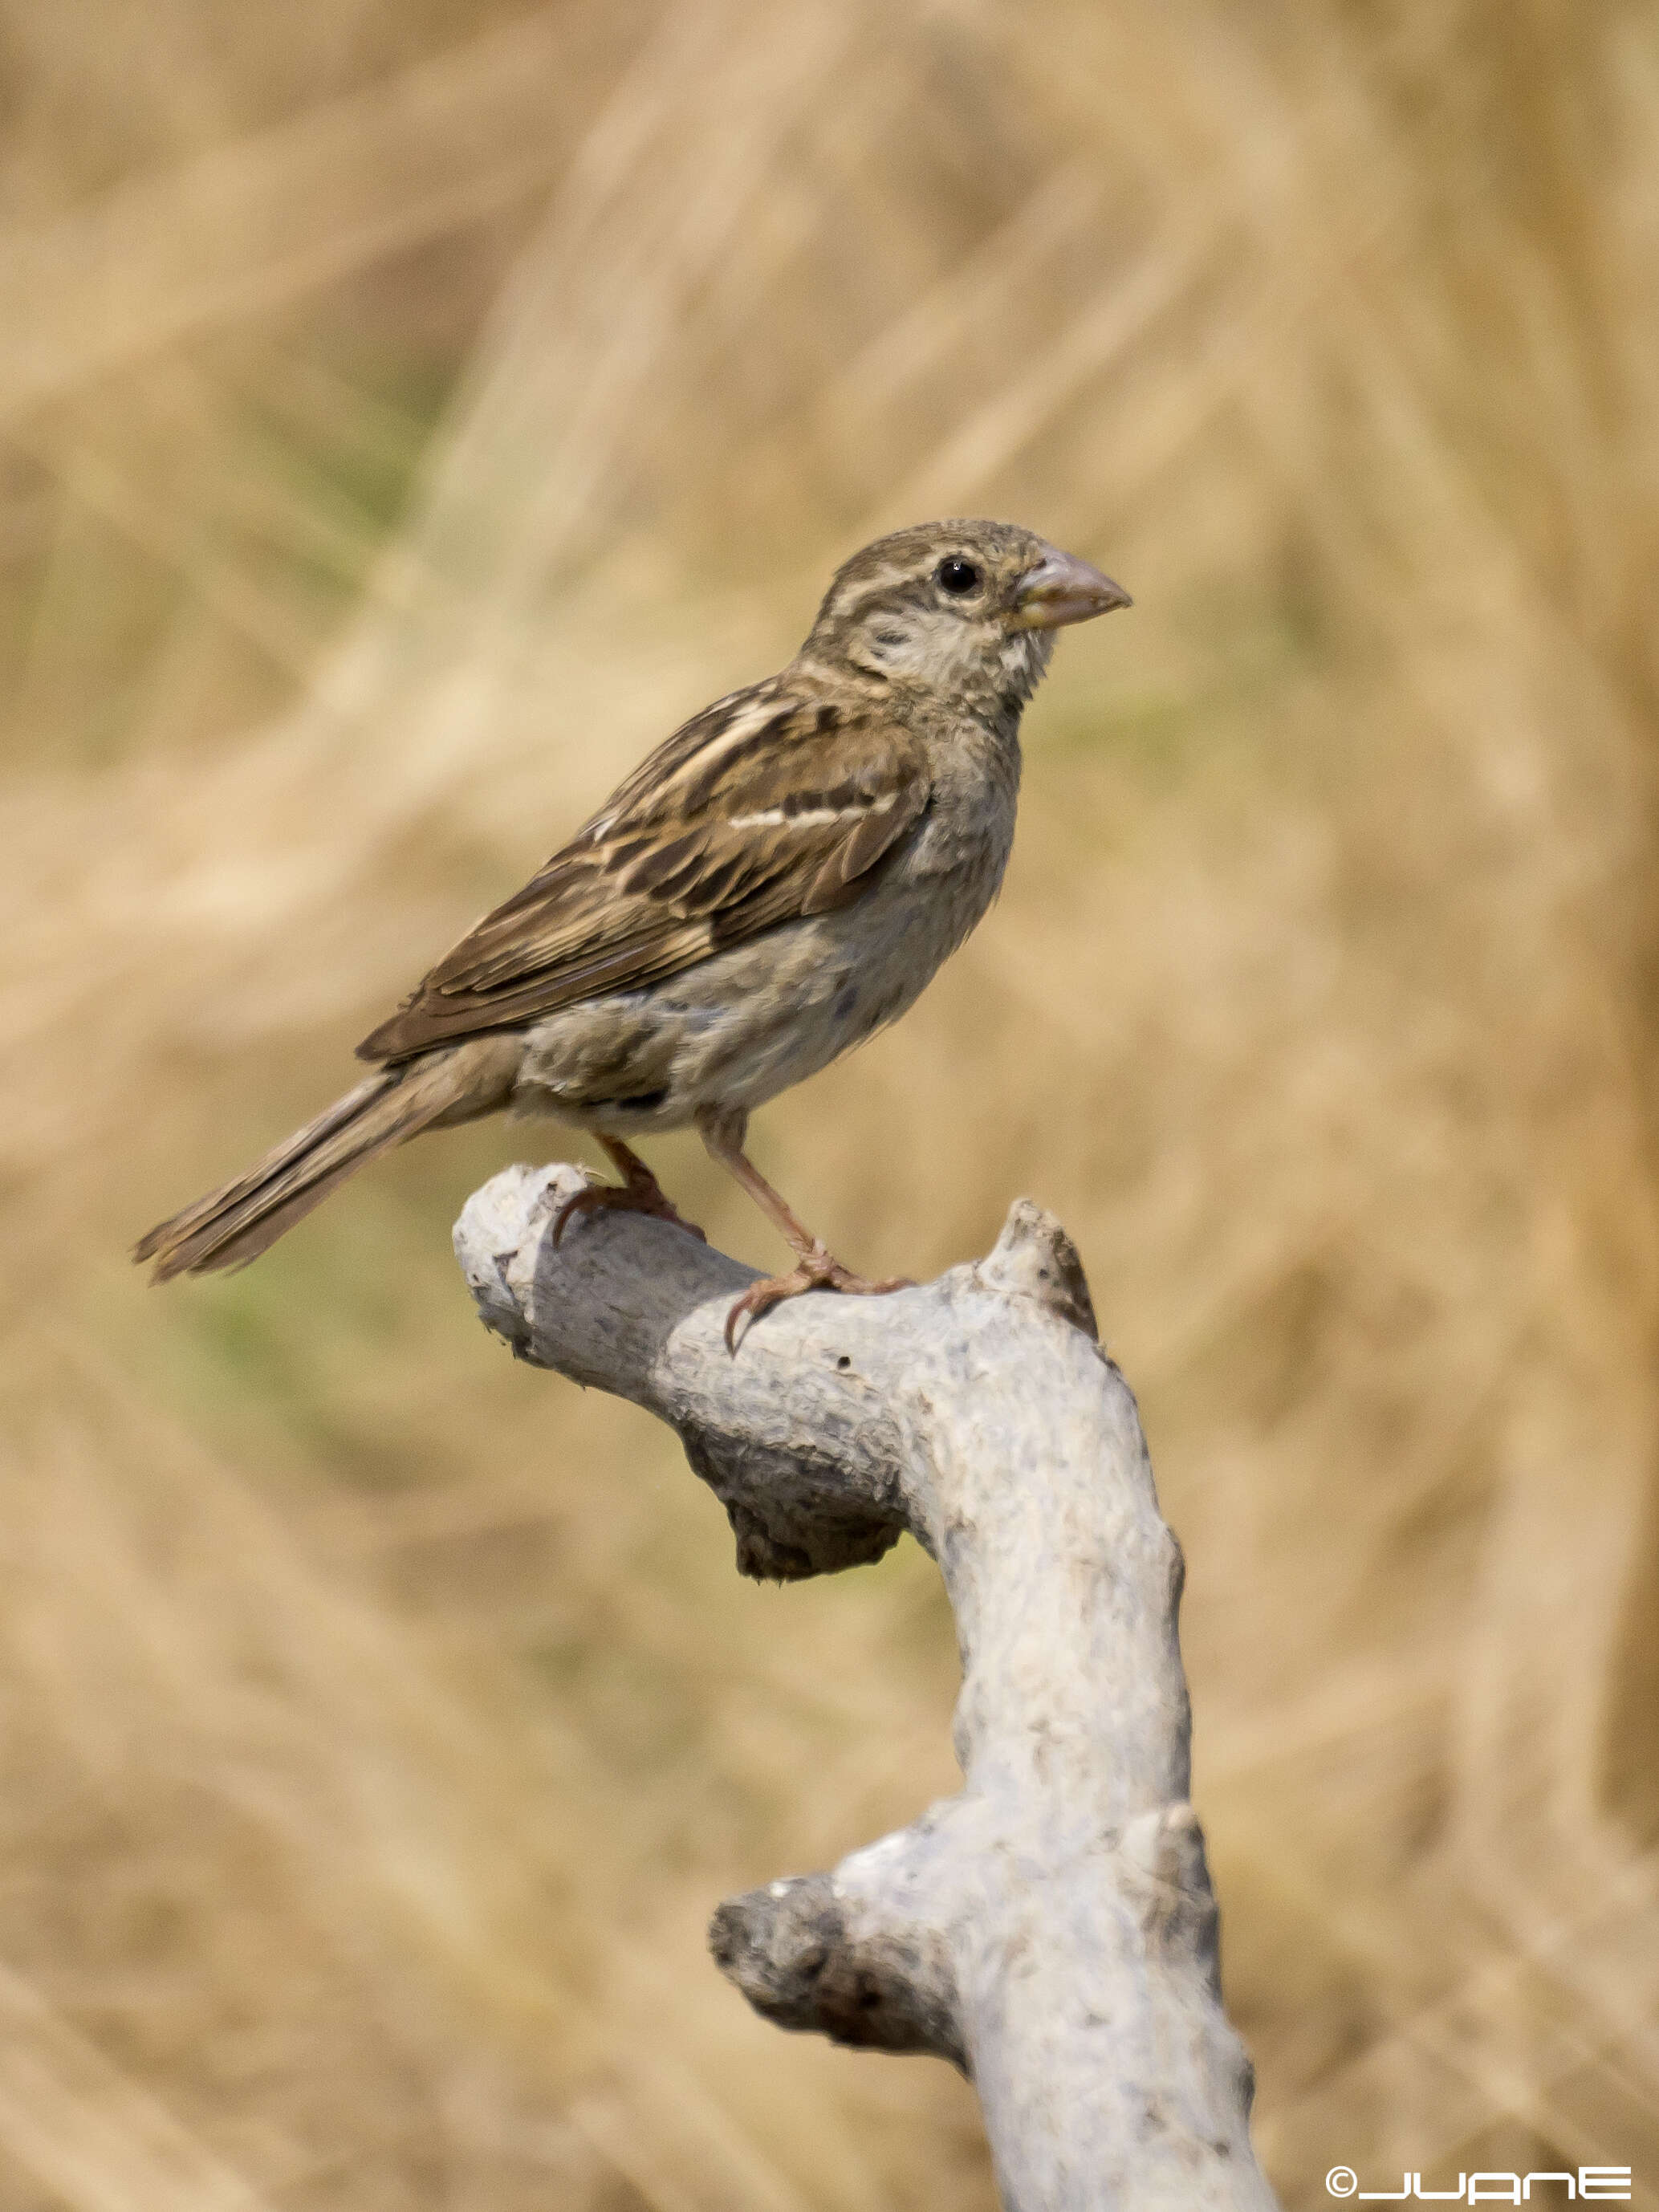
(507, 809), (1010, 1135)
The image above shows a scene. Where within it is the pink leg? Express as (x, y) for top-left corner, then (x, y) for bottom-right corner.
(697, 1107), (911, 1352)
(551, 1133), (706, 1247)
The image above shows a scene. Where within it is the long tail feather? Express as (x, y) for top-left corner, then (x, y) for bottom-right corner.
(133, 1039), (519, 1282)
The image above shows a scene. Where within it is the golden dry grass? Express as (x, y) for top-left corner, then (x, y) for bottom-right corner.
(3, 2), (1658, 2204)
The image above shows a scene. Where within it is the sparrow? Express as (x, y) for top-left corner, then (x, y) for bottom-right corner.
(136, 520), (1129, 1347)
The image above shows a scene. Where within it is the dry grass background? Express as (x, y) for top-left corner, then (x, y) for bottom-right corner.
(2, 0), (1657, 2204)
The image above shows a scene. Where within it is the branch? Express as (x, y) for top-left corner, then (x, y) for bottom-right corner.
(455, 1162), (1279, 2211)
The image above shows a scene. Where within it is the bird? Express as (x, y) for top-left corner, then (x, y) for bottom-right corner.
(136, 520), (1129, 1348)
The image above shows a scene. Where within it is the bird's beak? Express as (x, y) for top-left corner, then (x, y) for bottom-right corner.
(1013, 544), (1132, 628)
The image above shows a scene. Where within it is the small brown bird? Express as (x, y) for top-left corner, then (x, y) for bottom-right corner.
(136, 521), (1128, 1345)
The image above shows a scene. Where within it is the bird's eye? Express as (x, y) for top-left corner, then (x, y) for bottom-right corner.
(936, 555), (981, 596)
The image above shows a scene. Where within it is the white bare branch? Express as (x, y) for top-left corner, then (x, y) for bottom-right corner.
(455, 1161), (1279, 2212)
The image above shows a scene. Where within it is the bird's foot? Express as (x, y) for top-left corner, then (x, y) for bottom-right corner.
(724, 1242), (913, 1353)
(551, 1165), (706, 1248)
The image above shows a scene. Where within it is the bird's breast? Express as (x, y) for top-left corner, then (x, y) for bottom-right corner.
(903, 717), (1021, 904)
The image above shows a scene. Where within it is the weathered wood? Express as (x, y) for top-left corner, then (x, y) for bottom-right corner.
(455, 1161), (1279, 2212)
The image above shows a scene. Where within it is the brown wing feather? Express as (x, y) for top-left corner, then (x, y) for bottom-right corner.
(357, 682), (929, 1063)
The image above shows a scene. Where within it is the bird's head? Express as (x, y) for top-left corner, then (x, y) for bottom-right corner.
(802, 519), (1130, 710)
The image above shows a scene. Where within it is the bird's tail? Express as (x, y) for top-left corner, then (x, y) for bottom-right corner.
(134, 1035), (521, 1282)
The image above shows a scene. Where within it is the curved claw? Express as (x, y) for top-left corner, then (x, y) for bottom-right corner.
(724, 1246), (913, 1354)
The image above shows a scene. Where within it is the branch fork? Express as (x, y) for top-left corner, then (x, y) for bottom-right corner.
(455, 1162), (1278, 2211)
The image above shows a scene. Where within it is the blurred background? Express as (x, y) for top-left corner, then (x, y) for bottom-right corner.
(2, 0), (1657, 2204)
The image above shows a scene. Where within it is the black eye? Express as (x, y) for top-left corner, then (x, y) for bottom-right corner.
(936, 555), (981, 596)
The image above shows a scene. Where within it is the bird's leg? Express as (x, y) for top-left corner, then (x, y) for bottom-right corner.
(697, 1107), (912, 1352)
(551, 1133), (706, 1246)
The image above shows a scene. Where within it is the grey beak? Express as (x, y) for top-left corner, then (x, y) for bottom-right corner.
(1014, 544), (1132, 628)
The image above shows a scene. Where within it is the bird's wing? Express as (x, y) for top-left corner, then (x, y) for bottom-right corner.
(356, 681), (929, 1062)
